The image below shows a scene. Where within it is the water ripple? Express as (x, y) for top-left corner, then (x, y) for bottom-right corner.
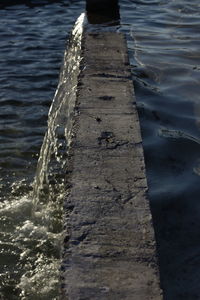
(121, 0), (200, 298)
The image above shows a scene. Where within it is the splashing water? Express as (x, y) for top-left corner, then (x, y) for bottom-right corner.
(0, 13), (85, 299)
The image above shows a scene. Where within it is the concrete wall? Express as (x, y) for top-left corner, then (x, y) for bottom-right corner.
(61, 32), (162, 299)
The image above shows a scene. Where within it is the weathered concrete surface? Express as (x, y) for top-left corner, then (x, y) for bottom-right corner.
(61, 32), (162, 299)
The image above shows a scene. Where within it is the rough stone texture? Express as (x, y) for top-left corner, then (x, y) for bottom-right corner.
(61, 32), (162, 299)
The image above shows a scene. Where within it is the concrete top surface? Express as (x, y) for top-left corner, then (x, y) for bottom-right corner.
(61, 32), (162, 300)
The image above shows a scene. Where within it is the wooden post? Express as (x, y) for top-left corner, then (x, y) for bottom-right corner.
(86, 0), (119, 13)
(86, 0), (120, 25)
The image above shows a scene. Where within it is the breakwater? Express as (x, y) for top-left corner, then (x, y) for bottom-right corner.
(60, 29), (161, 299)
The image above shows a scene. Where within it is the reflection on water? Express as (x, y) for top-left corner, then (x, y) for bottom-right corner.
(0, 1), (84, 298)
(121, 0), (200, 298)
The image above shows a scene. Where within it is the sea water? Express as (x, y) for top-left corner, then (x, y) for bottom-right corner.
(0, 2), (84, 298)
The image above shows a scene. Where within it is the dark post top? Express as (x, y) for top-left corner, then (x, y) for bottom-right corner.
(86, 0), (120, 25)
(86, 0), (119, 13)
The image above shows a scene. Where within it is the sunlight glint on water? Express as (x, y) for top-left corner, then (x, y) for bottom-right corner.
(0, 13), (85, 299)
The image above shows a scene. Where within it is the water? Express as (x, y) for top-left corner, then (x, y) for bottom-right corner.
(0, 0), (200, 299)
(120, 0), (200, 298)
(0, 1), (85, 299)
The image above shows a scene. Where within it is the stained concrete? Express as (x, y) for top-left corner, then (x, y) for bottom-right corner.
(61, 32), (162, 299)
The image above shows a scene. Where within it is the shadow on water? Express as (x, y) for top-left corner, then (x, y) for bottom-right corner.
(119, 0), (200, 298)
(133, 69), (200, 299)
(134, 68), (200, 299)
(126, 0), (200, 293)
(147, 138), (200, 299)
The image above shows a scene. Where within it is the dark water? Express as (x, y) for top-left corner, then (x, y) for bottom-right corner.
(0, 1), (85, 299)
(0, 0), (85, 196)
(0, 0), (200, 299)
(120, 0), (200, 299)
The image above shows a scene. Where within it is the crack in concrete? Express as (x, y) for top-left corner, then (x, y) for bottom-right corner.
(97, 131), (129, 149)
